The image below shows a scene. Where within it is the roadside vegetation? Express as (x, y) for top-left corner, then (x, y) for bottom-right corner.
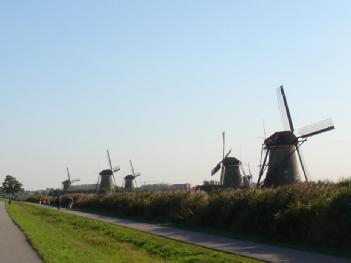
(6, 202), (260, 263)
(19, 180), (351, 253)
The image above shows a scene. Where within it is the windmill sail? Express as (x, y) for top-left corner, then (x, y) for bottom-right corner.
(130, 160), (135, 176)
(107, 149), (118, 187)
(211, 149), (231, 176)
(296, 147), (309, 182)
(71, 179), (80, 183)
(211, 163), (221, 176)
(222, 131), (225, 159)
(67, 167), (71, 181)
(277, 86), (294, 132)
(107, 150), (113, 170)
(298, 118), (335, 138)
(95, 175), (101, 192)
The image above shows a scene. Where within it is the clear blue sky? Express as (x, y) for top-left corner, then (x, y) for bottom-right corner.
(0, 1), (350, 189)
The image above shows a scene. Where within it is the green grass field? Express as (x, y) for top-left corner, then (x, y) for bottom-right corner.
(6, 202), (261, 263)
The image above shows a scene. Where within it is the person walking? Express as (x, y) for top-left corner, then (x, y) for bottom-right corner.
(68, 197), (74, 209)
(56, 195), (61, 210)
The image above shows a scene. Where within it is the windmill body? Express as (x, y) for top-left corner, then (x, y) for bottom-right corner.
(123, 160), (141, 191)
(98, 169), (114, 192)
(211, 132), (243, 188)
(124, 175), (136, 190)
(257, 86), (335, 188)
(221, 157), (243, 188)
(263, 131), (300, 187)
(62, 167), (80, 192)
(96, 150), (120, 193)
(62, 179), (71, 192)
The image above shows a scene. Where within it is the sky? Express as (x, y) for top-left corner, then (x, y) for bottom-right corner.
(0, 1), (350, 190)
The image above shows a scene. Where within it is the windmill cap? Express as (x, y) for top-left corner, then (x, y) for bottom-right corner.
(99, 169), (113, 176)
(265, 131), (297, 146)
(222, 157), (241, 165)
(124, 174), (135, 180)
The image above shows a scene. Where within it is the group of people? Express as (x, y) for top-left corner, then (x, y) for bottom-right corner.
(39, 196), (74, 210)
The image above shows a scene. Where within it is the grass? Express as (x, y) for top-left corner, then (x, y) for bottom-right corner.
(57, 204), (351, 259)
(54, 182), (351, 251)
(6, 202), (261, 263)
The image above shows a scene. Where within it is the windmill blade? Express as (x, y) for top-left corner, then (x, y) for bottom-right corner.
(298, 118), (335, 139)
(113, 166), (120, 172)
(66, 167), (71, 181)
(222, 131), (225, 159)
(130, 160), (135, 176)
(112, 174), (117, 188)
(123, 177), (126, 188)
(220, 165), (225, 184)
(296, 147), (309, 182)
(211, 149), (231, 176)
(248, 163), (252, 176)
(257, 148), (269, 187)
(277, 86), (294, 132)
(95, 175), (101, 192)
(71, 179), (80, 183)
(134, 172), (141, 177)
(211, 162), (221, 176)
(134, 177), (138, 188)
(107, 149), (113, 170)
(239, 164), (246, 176)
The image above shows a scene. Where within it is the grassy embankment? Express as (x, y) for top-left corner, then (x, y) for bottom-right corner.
(68, 182), (351, 253)
(6, 202), (260, 263)
(20, 181), (351, 258)
(21, 181), (351, 257)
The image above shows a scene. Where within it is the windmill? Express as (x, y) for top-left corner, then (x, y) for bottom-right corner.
(211, 131), (243, 188)
(96, 150), (120, 193)
(62, 167), (80, 192)
(241, 163), (253, 188)
(123, 160), (141, 190)
(257, 86), (335, 187)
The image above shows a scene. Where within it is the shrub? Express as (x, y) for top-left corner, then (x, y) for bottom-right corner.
(22, 182), (351, 249)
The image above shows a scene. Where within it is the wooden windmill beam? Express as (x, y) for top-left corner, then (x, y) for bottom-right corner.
(279, 86), (295, 132)
(257, 148), (269, 187)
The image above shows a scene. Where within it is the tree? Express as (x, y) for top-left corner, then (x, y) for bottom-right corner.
(2, 175), (24, 196)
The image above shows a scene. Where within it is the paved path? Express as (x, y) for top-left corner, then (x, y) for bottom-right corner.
(36, 204), (350, 263)
(0, 202), (42, 263)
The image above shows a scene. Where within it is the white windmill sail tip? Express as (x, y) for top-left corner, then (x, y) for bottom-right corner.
(66, 167), (71, 180)
(298, 118), (335, 138)
(130, 160), (135, 176)
(107, 150), (113, 170)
